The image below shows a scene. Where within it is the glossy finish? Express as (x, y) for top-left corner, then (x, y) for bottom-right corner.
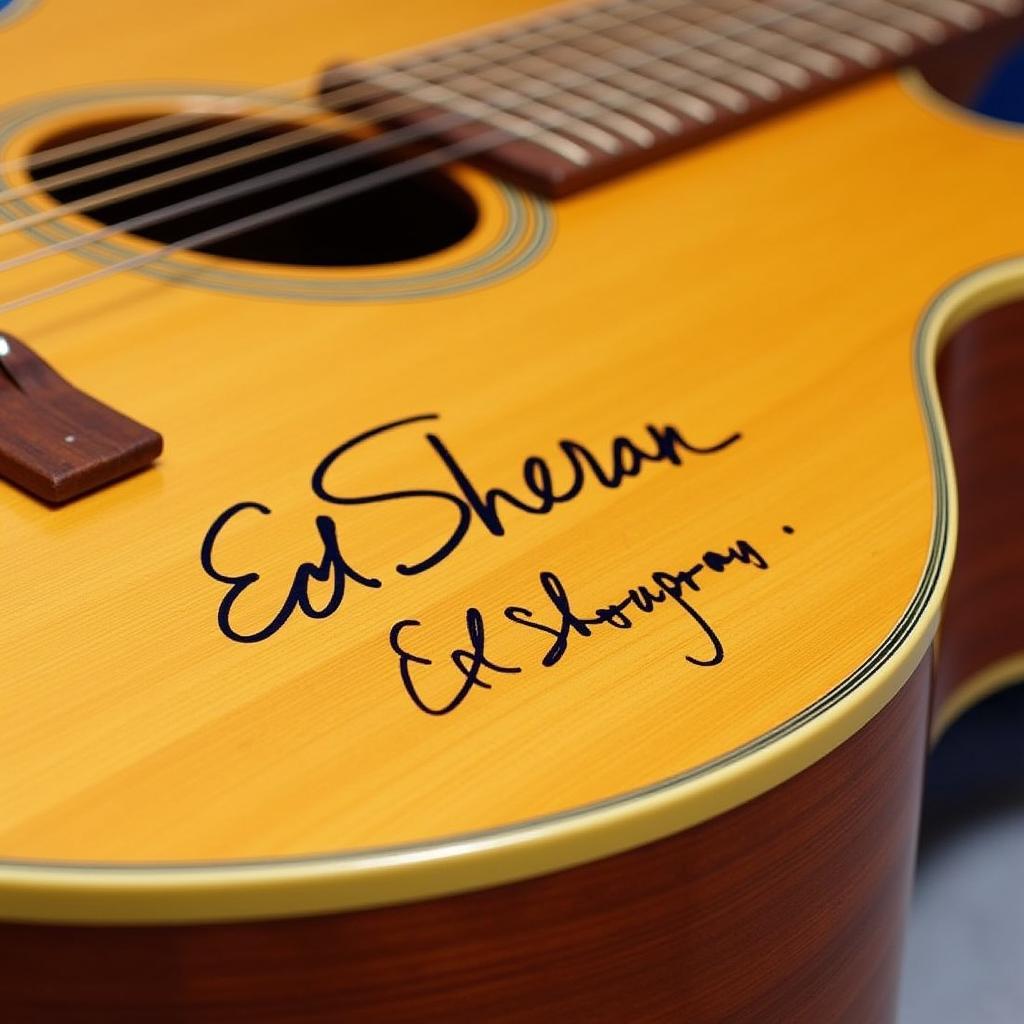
(0, 658), (930, 1022)
(324, 2), (1023, 197)
(0, 332), (161, 502)
(5, 2), (1024, 873)
(934, 298), (1024, 723)
(0, 2), (1022, 1020)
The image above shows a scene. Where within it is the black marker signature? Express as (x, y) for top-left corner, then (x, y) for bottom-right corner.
(390, 609), (521, 716)
(200, 504), (382, 644)
(201, 413), (741, 643)
(389, 531), (788, 716)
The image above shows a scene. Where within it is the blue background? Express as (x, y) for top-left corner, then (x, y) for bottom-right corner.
(900, 46), (1024, 1024)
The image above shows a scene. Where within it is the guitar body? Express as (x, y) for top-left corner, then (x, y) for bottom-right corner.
(1, 2), (1022, 1020)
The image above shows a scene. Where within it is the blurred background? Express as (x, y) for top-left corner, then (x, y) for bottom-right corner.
(899, 44), (1024, 1024)
(900, 687), (1024, 1022)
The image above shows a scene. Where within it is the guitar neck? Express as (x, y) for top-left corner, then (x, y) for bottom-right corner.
(322, 0), (1024, 196)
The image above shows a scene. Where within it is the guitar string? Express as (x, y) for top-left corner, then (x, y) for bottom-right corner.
(0, 0), (924, 274)
(0, 126), (541, 316)
(0, 0), (834, 210)
(0, 74), (317, 178)
(0, 96), (480, 242)
(0, 111), (497, 277)
(0, 0), (725, 199)
(0, 0), (922, 210)
(1, 0), (979, 236)
(0, 0), (703, 236)
(0, 0), (618, 179)
(0, 0), (999, 196)
(0, 1), (992, 312)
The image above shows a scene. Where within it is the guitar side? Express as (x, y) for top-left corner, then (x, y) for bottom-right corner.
(2, 128), (1023, 1024)
(0, 2), (1022, 1019)
(5, 271), (1022, 1020)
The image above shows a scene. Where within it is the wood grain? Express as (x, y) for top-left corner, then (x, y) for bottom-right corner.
(0, 332), (161, 502)
(0, 4), (1020, 1019)
(2, 0), (1021, 869)
(0, 656), (930, 1022)
(322, 4), (1023, 198)
(934, 299), (1024, 719)
(0, 0), (1020, 928)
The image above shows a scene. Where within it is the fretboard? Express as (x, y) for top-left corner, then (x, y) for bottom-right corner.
(322, 0), (1024, 196)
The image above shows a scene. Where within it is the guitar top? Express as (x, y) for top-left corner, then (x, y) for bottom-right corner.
(0, 0), (1022, 930)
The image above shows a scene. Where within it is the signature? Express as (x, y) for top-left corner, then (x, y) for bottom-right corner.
(201, 413), (741, 644)
(390, 532), (787, 716)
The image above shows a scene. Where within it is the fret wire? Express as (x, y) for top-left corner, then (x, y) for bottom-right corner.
(463, 35), (676, 143)
(724, 19), (846, 79)
(0, 4), (847, 299)
(808, 2), (923, 54)
(613, 3), (813, 89)
(912, 0), (1020, 27)
(446, 64), (630, 152)
(620, 1), (829, 90)
(663, 1), (875, 72)
(386, 0), (779, 112)
(653, 0), (956, 79)
(946, 0), (991, 27)
(356, 0), (917, 169)
(843, 0), (947, 42)
(975, 0), (1024, 14)
(645, 59), (751, 112)
(580, 8), (799, 96)
(644, 60), (750, 113)
(627, 0), (909, 71)
(479, 63), (568, 97)
(374, 56), (655, 161)
(562, 35), (722, 121)
(397, 0), (1007, 81)
(485, 56), (652, 148)
(608, 3), (790, 100)
(0, 0), (1011, 315)
(665, 18), (814, 87)
(705, 0), (893, 68)
(929, 0), (1016, 21)
(393, 0), (805, 94)
(530, 44), (682, 135)
(6, 8), (792, 279)
(371, 66), (593, 164)
(565, 37), (725, 119)
(564, 43), (753, 114)
(614, 0), (814, 108)
(382, 0), (713, 154)
(900, 0), (984, 29)
(553, 3), (771, 107)
(381, 2), (724, 149)
(367, 0), (1010, 171)
(603, 68), (718, 123)
(518, 32), (683, 135)
(793, 0), (975, 49)
(86, 0), (991, 189)
(741, 3), (888, 67)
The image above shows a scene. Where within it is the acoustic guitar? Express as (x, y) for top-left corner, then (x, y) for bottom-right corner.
(1, 1), (1022, 1020)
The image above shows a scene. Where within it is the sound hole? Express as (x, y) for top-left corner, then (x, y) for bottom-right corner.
(27, 115), (479, 267)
